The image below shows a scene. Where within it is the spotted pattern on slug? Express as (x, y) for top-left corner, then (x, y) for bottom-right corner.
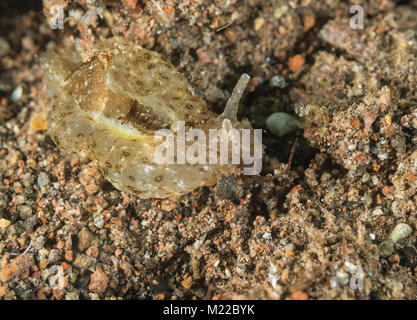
(41, 37), (254, 199)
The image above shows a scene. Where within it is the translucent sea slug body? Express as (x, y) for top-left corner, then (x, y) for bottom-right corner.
(41, 37), (256, 199)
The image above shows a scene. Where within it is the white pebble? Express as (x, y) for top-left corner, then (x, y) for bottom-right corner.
(266, 112), (299, 137)
(389, 223), (413, 242)
(372, 208), (384, 216)
(94, 215), (105, 229)
(10, 86), (23, 102)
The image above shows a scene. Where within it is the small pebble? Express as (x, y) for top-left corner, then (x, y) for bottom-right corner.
(48, 249), (59, 263)
(303, 12), (316, 32)
(372, 208), (384, 216)
(39, 259), (49, 270)
(23, 173), (34, 188)
(0, 37), (10, 57)
(65, 291), (80, 300)
(74, 254), (94, 270)
(37, 172), (50, 188)
(10, 86), (23, 102)
(289, 54), (305, 72)
(181, 276), (193, 289)
(269, 75), (286, 88)
(20, 205), (33, 219)
(0, 219), (10, 229)
(224, 28), (238, 42)
(389, 223), (413, 242)
(378, 240), (394, 258)
(30, 112), (47, 131)
(78, 228), (93, 251)
(253, 17), (265, 31)
(89, 269), (109, 293)
(274, 5), (289, 19)
(291, 290), (308, 300)
(266, 112), (299, 137)
(216, 174), (238, 201)
(21, 36), (34, 51)
(33, 236), (46, 250)
(94, 215), (105, 229)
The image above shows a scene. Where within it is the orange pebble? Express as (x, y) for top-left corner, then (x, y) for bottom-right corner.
(30, 111), (47, 131)
(291, 291), (308, 300)
(289, 54), (305, 72)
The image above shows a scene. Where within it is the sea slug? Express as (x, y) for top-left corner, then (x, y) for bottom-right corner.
(41, 37), (261, 199)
